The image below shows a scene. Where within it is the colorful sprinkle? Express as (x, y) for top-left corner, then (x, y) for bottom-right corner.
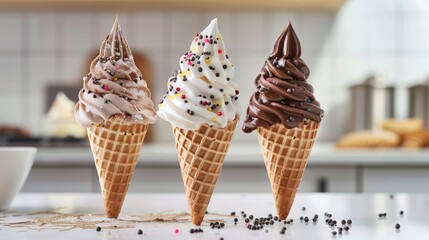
(194, 38), (198, 42)
(218, 49), (223, 54)
(211, 117), (217, 122)
(235, 90), (240, 95)
(174, 229), (179, 234)
(178, 71), (190, 78)
(181, 94), (186, 99)
(205, 58), (210, 64)
(204, 38), (210, 43)
(103, 85), (109, 91)
(217, 112), (222, 116)
(176, 87), (181, 92)
(115, 65), (120, 69)
(113, 77), (118, 81)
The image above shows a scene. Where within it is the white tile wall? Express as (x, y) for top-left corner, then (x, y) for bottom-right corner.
(133, 11), (168, 52)
(26, 92), (44, 135)
(234, 12), (269, 52)
(27, 13), (57, 51)
(403, 16), (429, 52)
(28, 53), (57, 93)
(1, 0), (429, 142)
(60, 51), (88, 82)
(0, 92), (23, 126)
(294, 12), (334, 51)
(398, 0), (429, 16)
(168, 11), (204, 50)
(61, 12), (93, 52)
(0, 55), (22, 92)
(0, 13), (22, 50)
(369, 18), (397, 51)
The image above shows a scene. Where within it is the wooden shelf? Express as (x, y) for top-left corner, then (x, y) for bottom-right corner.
(0, 0), (346, 11)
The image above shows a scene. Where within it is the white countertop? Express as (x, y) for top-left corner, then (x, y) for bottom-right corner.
(1, 193), (429, 240)
(34, 142), (429, 167)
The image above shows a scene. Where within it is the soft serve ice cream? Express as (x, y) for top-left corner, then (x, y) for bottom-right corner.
(73, 17), (156, 219)
(157, 18), (241, 130)
(242, 22), (323, 132)
(74, 17), (156, 128)
(157, 18), (241, 225)
(43, 92), (86, 138)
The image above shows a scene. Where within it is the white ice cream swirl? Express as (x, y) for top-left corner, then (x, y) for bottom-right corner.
(157, 18), (241, 130)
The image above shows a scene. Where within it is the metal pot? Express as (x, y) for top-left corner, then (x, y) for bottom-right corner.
(408, 79), (429, 128)
(349, 73), (395, 131)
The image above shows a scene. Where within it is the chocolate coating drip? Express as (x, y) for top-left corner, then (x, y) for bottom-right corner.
(243, 23), (323, 133)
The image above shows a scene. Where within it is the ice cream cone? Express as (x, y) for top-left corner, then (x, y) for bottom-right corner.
(172, 118), (238, 225)
(87, 115), (149, 218)
(257, 121), (320, 220)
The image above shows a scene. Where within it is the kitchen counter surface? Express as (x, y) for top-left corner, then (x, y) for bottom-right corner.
(1, 193), (429, 240)
(34, 142), (429, 167)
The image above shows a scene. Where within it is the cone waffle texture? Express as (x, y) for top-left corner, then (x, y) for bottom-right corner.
(87, 115), (149, 218)
(172, 118), (238, 225)
(257, 121), (320, 220)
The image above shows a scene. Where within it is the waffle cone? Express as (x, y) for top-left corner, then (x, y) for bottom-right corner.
(172, 118), (238, 225)
(257, 121), (320, 219)
(87, 115), (149, 218)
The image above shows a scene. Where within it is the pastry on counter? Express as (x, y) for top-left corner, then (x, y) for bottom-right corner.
(401, 130), (429, 148)
(336, 130), (400, 148)
(242, 22), (324, 220)
(0, 125), (30, 138)
(157, 19), (241, 225)
(379, 118), (423, 136)
(74, 17), (156, 218)
(43, 92), (86, 138)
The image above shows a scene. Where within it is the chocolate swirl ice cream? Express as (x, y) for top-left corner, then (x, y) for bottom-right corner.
(74, 17), (156, 128)
(242, 23), (323, 133)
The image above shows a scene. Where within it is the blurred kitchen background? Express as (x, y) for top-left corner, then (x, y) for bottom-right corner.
(1, 0), (429, 194)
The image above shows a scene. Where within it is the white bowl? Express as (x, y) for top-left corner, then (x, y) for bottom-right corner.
(0, 147), (36, 210)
